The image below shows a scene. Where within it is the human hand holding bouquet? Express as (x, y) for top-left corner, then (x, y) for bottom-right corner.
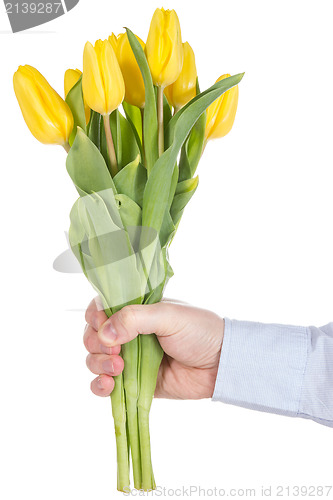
(13, 7), (243, 492)
(84, 298), (225, 400)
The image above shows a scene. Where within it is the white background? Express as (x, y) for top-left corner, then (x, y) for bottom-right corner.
(1, 0), (332, 498)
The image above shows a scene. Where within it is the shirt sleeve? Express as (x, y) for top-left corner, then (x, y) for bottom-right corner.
(212, 318), (333, 427)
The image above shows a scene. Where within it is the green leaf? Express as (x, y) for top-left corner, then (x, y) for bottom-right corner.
(113, 155), (147, 207)
(142, 73), (244, 235)
(170, 176), (199, 225)
(178, 111), (206, 181)
(68, 199), (87, 276)
(163, 93), (172, 133)
(87, 112), (112, 174)
(87, 110), (102, 148)
(67, 128), (117, 196)
(74, 192), (144, 309)
(119, 113), (140, 169)
(123, 101), (143, 154)
(178, 80), (206, 181)
(110, 110), (140, 169)
(115, 194), (142, 229)
(65, 76), (86, 146)
(110, 109), (122, 167)
(168, 163), (179, 207)
(160, 211), (175, 248)
(126, 28), (158, 174)
(143, 246), (172, 304)
(158, 163), (178, 247)
(166, 73), (244, 146)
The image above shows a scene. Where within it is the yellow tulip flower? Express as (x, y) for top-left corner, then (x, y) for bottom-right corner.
(82, 39), (125, 116)
(205, 74), (239, 141)
(164, 41), (197, 110)
(145, 8), (184, 88)
(108, 32), (119, 53)
(64, 68), (81, 97)
(116, 32), (146, 108)
(64, 68), (90, 124)
(13, 65), (74, 147)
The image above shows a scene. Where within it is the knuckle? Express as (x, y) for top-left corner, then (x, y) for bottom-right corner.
(83, 326), (96, 353)
(85, 297), (99, 325)
(85, 307), (93, 326)
(85, 335), (95, 354)
(85, 335), (94, 353)
(116, 305), (137, 332)
(90, 380), (99, 396)
(83, 329), (90, 351)
(112, 355), (124, 375)
(117, 356), (125, 373)
(108, 377), (115, 394)
(85, 353), (93, 371)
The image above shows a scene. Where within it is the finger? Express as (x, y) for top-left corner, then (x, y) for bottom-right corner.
(85, 297), (108, 331)
(86, 353), (124, 376)
(98, 302), (179, 347)
(83, 324), (121, 355)
(91, 375), (115, 397)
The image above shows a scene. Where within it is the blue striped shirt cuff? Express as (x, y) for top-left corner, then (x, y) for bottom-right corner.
(212, 318), (309, 417)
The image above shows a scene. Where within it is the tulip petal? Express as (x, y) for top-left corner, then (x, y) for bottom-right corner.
(205, 74), (239, 140)
(212, 85), (239, 139)
(117, 33), (145, 108)
(13, 65), (73, 145)
(25, 65), (73, 142)
(101, 40), (125, 115)
(83, 40), (124, 116)
(64, 69), (82, 97)
(146, 8), (183, 88)
(165, 42), (196, 109)
(83, 41), (107, 115)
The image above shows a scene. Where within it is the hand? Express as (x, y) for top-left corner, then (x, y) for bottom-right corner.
(84, 299), (225, 400)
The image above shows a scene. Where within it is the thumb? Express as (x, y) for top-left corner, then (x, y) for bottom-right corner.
(98, 302), (173, 347)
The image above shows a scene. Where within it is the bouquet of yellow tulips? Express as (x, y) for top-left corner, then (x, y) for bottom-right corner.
(13, 7), (243, 493)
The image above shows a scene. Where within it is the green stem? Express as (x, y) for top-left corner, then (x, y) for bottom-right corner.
(122, 337), (142, 490)
(103, 114), (118, 177)
(110, 373), (130, 492)
(105, 307), (129, 493)
(138, 406), (155, 491)
(63, 142), (71, 153)
(157, 86), (164, 157)
(140, 107), (146, 167)
(138, 333), (164, 491)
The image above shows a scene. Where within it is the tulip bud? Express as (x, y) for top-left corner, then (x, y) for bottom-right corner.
(82, 39), (125, 116)
(64, 68), (90, 124)
(205, 74), (239, 141)
(116, 32), (146, 108)
(164, 42), (197, 110)
(13, 65), (74, 146)
(145, 8), (183, 88)
(64, 68), (81, 97)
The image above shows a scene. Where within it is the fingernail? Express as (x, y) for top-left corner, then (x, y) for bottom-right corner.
(102, 359), (114, 375)
(100, 323), (117, 344)
(97, 377), (104, 390)
(100, 344), (114, 355)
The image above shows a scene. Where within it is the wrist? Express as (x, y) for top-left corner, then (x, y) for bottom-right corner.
(208, 317), (225, 398)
